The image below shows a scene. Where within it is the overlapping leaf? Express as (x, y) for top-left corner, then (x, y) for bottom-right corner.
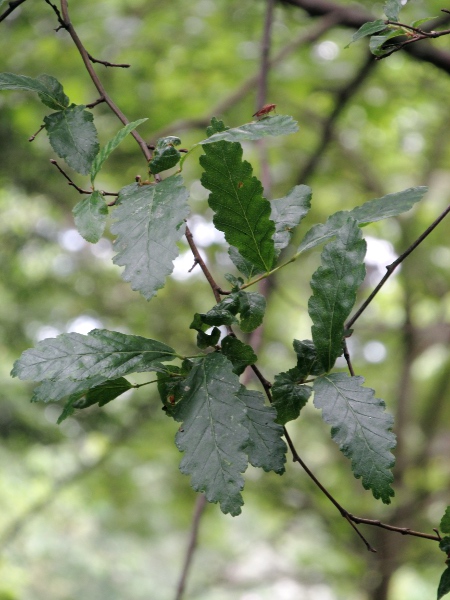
(313, 373), (396, 503)
(441, 507), (450, 533)
(221, 336), (257, 375)
(201, 141), (275, 272)
(272, 369), (312, 425)
(384, 0), (403, 21)
(346, 20), (388, 47)
(11, 329), (176, 382)
(111, 175), (190, 300)
(237, 387), (286, 474)
(90, 118), (148, 183)
(73, 191), (108, 243)
(192, 291), (266, 333)
(271, 185), (312, 254)
(173, 353), (249, 516)
(0, 72), (69, 110)
(199, 115), (298, 144)
(44, 105), (99, 175)
(297, 186), (427, 254)
(31, 375), (108, 403)
(308, 218), (366, 372)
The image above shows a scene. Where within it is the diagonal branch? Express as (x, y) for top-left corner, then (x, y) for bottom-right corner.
(0, 0), (28, 23)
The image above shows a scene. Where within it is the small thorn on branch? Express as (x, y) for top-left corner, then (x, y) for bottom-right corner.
(87, 53), (130, 68)
(29, 124), (45, 142)
(86, 97), (106, 109)
(188, 258), (199, 273)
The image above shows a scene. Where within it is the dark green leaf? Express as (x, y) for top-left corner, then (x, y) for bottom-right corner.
(173, 353), (249, 516)
(196, 327), (221, 350)
(90, 118), (147, 183)
(384, 0), (402, 21)
(224, 273), (244, 291)
(297, 187), (427, 254)
(439, 537), (450, 554)
(44, 105), (99, 175)
(0, 72), (69, 110)
(237, 387), (286, 473)
(149, 137), (182, 174)
(72, 191), (108, 243)
(308, 218), (366, 372)
(438, 568), (450, 600)
(221, 335), (257, 375)
(57, 397), (77, 424)
(31, 375), (108, 403)
(111, 175), (190, 300)
(157, 365), (191, 414)
(313, 373), (396, 503)
(199, 115), (298, 144)
(345, 20), (388, 47)
(11, 329), (176, 382)
(441, 507), (450, 534)
(237, 291), (266, 333)
(293, 339), (324, 378)
(272, 369), (312, 425)
(370, 29), (405, 56)
(192, 295), (240, 328)
(229, 246), (264, 280)
(271, 185), (312, 254)
(206, 116), (229, 136)
(200, 141), (276, 272)
(73, 378), (133, 408)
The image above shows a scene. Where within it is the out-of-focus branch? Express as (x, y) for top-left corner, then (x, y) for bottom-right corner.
(0, 0), (27, 23)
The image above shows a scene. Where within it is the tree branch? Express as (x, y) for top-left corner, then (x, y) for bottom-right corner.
(0, 0), (28, 23)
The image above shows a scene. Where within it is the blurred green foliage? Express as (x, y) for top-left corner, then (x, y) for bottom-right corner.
(0, 0), (449, 598)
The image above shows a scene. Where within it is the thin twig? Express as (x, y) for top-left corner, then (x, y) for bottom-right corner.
(184, 224), (222, 302)
(346, 202), (450, 329)
(28, 124), (45, 142)
(0, 0), (28, 23)
(87, 53), (130, 68)
(174, 494), (207, 600)
(49, 159), (118, 196)
(86, 97), (106, 109)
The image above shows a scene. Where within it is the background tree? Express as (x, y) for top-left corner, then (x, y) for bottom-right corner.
(0, 1), (449, 599)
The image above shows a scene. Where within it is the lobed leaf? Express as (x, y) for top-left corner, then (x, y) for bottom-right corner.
(200, 141), (276, 272)
(272, 369), (312, 425)
(297, 186), (427, 254)
(111, 175), (190, 300)
(308, 218), (366, 372)
(44, 105), (99, 175)
(0, 72), (69, 110)
(11, 329), (176, 382)
(199, 114), (298, 144)
(271, 185), (312, 254)
(313, 373), (396, 503)
(90, 118), (148, 183)
(237, 387), (286, 474)
(72, 191), (108, 243)
(173, 354), (249, 516)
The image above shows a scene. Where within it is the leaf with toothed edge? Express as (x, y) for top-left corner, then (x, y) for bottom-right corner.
(73, 191), (108, 243)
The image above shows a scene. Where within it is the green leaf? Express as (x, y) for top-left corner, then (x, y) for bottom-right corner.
(149, 136), (182, 174)
(44, 105), (99, 175)
(271, 185), (312, 255)
(272, 369), (312, 425)
(221, 336), (257, 375)
(410, 17), (437, 28)
(11, 329), (176, 382)
(31, 375), (108, 403)
(370, 29), (406, 56)
(293, 339), (324, 378)
(72, 191), (108, 243)
(0, 72), (69, 110)
(73, 378), (133, 408)
(237, 387), (286, 474)
(200, 141), (276, 272)
(57, 397), (77, 424)
(157, 364), (191, 414)
(237, 291), (266, 332)
(297, 187), (427, 254)
(384, 0), (403, 21)
(313, 373), (396, 503)
(206, 117), (229, 136)
(228, 247), (264, 280)
(438, 568), (450, 600)
(224, 273), (244, 291)
(199, 115), (298, 144)
(111, 175), (190, 300)
(441, 507), (450, 534)
(90, 118), (148, 184)
(439, 537), (450, 554)
(173, 354), (249, 516)
(345, 20), (388, 47)
(308, 218), (366, 372)
(195, 326), (221, 350)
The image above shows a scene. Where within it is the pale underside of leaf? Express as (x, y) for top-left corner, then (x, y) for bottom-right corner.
(270, 184), (312, 254)
(199, 114), (298, 144)
(73, 191), (108, 243)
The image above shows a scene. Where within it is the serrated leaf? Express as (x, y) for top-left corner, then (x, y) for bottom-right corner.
(438, 568), (450, 600)
(237, 387), (286, 473)
(293, 339), (324, 378)
(439, 537), (450, 554)
(441, 508), (450, 534)
(199, 115), (298, 144)
(224, 273), (244, 291)
(313, 373), (396, 503)
(157, 365), (191, 415)
(31, 375), (108, 403)
(229, 246), (264, 280)
(272, 369), (312, 424)
(206, 117), (229, 136)
(271, 185), (312, 254)
(11, 329), (176, 382)
(0, 72), (69, 110)
(200, 141), (276, 272)
(44, 105), (99, 175)
(370, 29), (405, 56)
(221, 336), (257, 375)
(90, 118), (147, 184)
(345, 20), (388, 47)
(237, 291), (266, 332)
(73, 378), (133, 408)
(297, 186), (427, 254)
(308, 218), (366, 372)
(72, 191), (108, 243)
(192, 295), (240, 328)
(173, 353), (249, 516)
(111, 175), (190, 300)
(149, 144), (181, 174)
(384, 0), (403, 21)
